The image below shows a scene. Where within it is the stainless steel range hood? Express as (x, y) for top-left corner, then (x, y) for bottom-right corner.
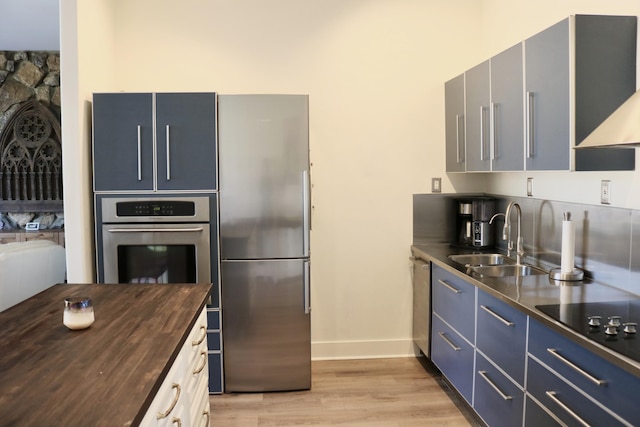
(576, 89), (640, 148)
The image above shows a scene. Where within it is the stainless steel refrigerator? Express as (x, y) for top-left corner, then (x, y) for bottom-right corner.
(218, 94), (311, 392)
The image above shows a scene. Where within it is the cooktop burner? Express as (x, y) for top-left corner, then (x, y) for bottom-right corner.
(535, 300), (640, 363)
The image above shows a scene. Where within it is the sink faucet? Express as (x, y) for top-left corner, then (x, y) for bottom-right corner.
(490, 201), (525, 265)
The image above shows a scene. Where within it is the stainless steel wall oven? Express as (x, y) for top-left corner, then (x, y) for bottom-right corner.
(95, 195), (217, 284)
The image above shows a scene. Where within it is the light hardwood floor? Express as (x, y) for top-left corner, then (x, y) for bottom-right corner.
(210, 357), (480, 426)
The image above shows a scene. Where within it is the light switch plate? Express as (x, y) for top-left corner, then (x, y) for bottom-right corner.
(601, 180), (611, 204)
(432, 177), (442, 193)
(527, 177), (533, 197)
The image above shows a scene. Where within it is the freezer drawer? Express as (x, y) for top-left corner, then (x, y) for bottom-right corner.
(222, 259), (311, 392)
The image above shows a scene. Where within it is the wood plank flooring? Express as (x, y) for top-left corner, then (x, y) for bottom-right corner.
(210, 357), (480, 426)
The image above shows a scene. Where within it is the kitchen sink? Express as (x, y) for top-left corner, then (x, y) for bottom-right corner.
(468, 264), (546, 278)
(448, 253), (515, 267)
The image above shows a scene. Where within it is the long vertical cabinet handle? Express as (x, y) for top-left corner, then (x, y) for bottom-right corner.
(480, 106), (487, 161)
(304, 260), (311, 314)
(490, 103), (497, 160)
(526, 91), (535, 159)
(166, 125), (171, 180)
(137, 125), (142, 181)
(455, 114), (464, 163)
(302, 170), (311, 256)
(545, 391), (591, 427)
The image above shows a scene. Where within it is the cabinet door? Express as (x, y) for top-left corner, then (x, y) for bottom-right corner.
(476, 290), (527, 386)
(431, 314), (474, 404)
(491, 43), (524, 171)
(431, 264), (476, 341)
(527, 357), (627, 427)
(93, 93), (154, 191)
(524, 18), (570, 171)
(524, 396), (563, 427)
(474, 353), (524, 427)
(528, 318), (640, 423)
(156, 93), (217, 191)
(465, 60), (491, 172)
(445, 74), (466, 172)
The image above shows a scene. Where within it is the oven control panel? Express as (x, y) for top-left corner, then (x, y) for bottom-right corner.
(116, 201), (196, 217)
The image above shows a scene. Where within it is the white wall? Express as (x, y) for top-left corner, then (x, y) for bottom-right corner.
(60, 0), (118, 282)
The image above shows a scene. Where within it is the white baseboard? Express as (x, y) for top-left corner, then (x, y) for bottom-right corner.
(311, 339), (420, 361)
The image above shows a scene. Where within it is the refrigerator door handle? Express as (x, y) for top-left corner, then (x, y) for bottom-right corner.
(302, 170), (311, 256)
(304, 260), (311, 314)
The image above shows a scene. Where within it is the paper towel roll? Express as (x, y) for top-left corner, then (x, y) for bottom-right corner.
(561, 217), (575, 273)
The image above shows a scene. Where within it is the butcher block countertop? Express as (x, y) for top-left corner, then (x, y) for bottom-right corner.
(0, 282), (212, 427)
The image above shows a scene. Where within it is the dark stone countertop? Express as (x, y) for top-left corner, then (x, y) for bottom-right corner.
(0, 282), (212, 427)
(412, 243), (640, 377)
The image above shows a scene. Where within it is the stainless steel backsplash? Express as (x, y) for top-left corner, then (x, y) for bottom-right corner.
(414, 193), (638, 295)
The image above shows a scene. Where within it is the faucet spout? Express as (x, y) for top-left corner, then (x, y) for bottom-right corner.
(504, 202), (524, 265)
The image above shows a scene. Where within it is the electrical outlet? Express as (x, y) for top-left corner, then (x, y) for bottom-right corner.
(432, 177), (442, 193)
(527, 177), (533, 197)
(601, 180), (611, 204)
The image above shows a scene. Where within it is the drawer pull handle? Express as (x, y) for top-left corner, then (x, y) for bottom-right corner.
(438, 332), (461, 351)
(478, 370), (512, 400)
(192, 325), (206, 346)
(172, 417), (182, 427)
(547, 348), (606, 386)
(193, 351), (207, 375)
(157, 383), (181, 419)
(437, 279), (462, 294)
(480, 305), (514, 327)
(545, 391), (591, 427)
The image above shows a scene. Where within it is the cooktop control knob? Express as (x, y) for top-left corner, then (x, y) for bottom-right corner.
(588, 316), (602, 327)
(605, 323), (619, 336)
(608, 316), (622, 328)
(623, 322), (637, 334)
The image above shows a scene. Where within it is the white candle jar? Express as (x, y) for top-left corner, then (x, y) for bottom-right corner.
(63, 296), (95, 330)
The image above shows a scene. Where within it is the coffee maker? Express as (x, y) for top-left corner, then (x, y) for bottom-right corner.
(455, 197), (495, 248)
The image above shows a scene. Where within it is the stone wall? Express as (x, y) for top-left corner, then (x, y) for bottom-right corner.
(0, 51), (63, 231)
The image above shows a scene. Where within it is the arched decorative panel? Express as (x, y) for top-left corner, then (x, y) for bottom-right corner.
(0, 100), (63, 212)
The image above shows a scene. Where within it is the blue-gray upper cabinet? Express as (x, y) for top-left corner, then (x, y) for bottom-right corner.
(93, 93), (217, 192)
(465, 44), (524, 172)
(524, 18), (570, 171)
(524, 15), (636, 171)
(464, 60), (490, 172)
(490, 43), (524, 171)
(445, 73), (466, 172)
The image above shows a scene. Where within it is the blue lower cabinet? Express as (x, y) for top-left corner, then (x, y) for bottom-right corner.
(476, 290), (527, 386)
(528, 319), (640, 423)
(524, 396), (563, 427)
(207, 331), (221, 351)
(207, 283), (223, 394)
(208, 352), (223, 393)
(474, 353), (524, 427)
(527, 357), (627, 427)
(431, 314), (474, 404)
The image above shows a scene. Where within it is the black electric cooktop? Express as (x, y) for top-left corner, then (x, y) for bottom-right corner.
(536, 300), (640, 363)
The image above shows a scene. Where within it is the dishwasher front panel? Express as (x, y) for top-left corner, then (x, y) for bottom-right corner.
(412, 258), (431, 357)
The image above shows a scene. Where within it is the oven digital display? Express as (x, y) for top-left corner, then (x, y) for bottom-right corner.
(116, 201), (196, 217)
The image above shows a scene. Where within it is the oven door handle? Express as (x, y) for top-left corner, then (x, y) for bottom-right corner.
(107, 227), (205, 233)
